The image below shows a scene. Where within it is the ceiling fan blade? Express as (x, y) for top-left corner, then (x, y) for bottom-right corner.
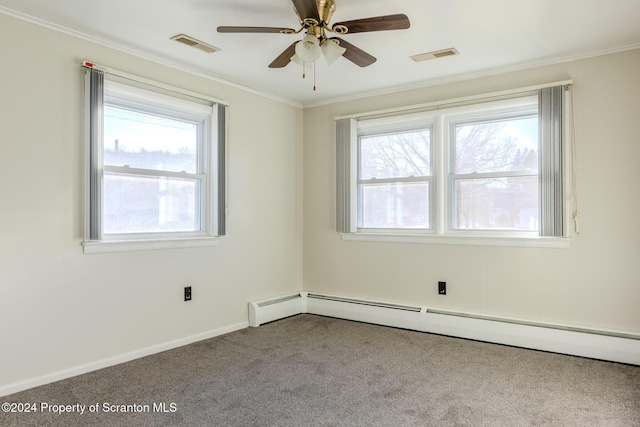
(333, 14), (410, 34)
(330, 37), (376, 67)
(268, 42), (298, 68)
(291, 0), (320, 23)
(217, 26), (295, 34)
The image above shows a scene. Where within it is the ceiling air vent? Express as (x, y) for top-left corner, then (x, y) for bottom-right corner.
(171, 34), (220, 54)
(410, 48), (459, 62)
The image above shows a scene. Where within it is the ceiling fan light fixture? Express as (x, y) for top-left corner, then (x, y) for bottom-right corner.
(290, 54), (304, 66)
(295, 34), (322, 62)
(321, 39), (346, 65)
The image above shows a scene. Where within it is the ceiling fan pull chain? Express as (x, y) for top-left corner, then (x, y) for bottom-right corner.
(313, 61), (317, 91)
(302, 61), (306, 79)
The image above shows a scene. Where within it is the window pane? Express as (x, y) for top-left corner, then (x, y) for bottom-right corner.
(360, 182), (429, 228)
(360, 129), (430, 179)
(104, 173), (199, 234)
(104, 105), (198, 173)
(454, 116), (538, 174)
(454, 177), (538, 230)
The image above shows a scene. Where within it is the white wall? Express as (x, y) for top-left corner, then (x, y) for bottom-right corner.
(0, 13), (302, 390)
(303, 49), (640, 334)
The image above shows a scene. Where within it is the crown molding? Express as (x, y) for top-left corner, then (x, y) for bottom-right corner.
(0, 6), (303, 109)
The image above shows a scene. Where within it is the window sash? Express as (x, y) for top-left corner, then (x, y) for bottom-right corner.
(102, 172), (203, 237)
(357, 129), (432, 180)
(359, 176), (431, 185)
(355, 122), (433, 231)
(358, 177), (432, 230)
(102, 102), (204, 175)
(103, 165), (205, 180)
(451, 170), (538, 180)
(449, 176), (539, 232)
(449, 113), (539, 176)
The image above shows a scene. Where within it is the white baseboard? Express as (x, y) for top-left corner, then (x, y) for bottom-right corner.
(249, 293), (305, 327)
(249, 292), (640, 366)
(0, 321), (248, 397)
(305, 293), (426, 331)
(423, 311), (640, 365)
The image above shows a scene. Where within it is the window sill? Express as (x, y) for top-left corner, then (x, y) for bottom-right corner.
(341, 232), (570, 248)
(82, 236), (220, 254)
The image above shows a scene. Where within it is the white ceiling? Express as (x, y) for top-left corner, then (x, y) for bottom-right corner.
(2, 0), (640, 106)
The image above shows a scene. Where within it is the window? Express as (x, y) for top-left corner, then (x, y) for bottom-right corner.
(337, 84), (569, 245)
(358, 127), (432, 229)
(83, 65), (226, 253)
(449, 112), (539, 232)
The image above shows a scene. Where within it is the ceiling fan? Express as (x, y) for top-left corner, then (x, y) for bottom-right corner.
(217, 0), (410, 69)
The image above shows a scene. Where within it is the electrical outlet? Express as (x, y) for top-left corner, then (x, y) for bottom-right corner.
(438, 281), (447, 295)
(184, 286), (192, 302)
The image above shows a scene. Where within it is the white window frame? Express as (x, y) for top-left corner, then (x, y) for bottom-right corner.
(82, 64), (227, 254)
(357, 111), (435, 233)
(339, 84), (572, 248)
(442, 96), (539, 237)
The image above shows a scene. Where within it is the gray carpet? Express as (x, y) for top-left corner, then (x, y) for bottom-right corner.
(2, 314), (639, 426)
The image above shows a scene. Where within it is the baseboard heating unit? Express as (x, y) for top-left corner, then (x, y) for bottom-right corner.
(249, 292), (640, 366)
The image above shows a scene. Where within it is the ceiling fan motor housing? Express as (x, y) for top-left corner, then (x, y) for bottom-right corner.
(317, 0), (337, 25)
(302, 0), (337, 43)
